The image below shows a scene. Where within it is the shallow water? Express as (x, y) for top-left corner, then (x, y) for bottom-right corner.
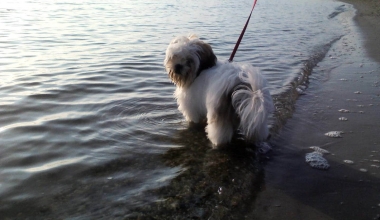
(0, 0), (351, 218)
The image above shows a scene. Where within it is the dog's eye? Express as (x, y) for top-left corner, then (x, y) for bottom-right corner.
(186, 59), (193, 65)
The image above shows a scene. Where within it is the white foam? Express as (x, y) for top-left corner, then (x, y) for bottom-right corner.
(338, 109), (350, 113)
(309, 146), (330, 154)
(325, 131), (344, 138)
(305, 152), (330, 170)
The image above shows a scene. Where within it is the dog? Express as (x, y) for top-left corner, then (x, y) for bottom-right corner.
(164, 35), (274, 148)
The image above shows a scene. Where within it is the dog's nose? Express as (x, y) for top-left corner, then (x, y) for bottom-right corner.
(174, 64), (183, 74)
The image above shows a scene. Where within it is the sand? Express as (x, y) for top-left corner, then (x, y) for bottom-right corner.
(248, 1), (380, 220)
(339, 0), (380, 62)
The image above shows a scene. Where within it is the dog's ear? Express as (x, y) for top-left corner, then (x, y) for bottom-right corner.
(188, 34), (198, 40)
(194, 41), (217, 75)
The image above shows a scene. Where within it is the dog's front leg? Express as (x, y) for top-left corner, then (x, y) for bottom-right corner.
(178, 107), (202, 123)
(205, 109), (234, 148)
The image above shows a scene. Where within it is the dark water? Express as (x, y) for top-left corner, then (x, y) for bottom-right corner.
(0, 0), (352, 218)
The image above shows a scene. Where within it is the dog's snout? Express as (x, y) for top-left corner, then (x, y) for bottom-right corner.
(174, 64), (183, 74)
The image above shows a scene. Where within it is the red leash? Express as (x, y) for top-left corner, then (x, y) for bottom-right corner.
(228, 0), (258, 62)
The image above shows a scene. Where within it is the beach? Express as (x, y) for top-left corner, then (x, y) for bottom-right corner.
(249, 0), (380, 219)
(0, 0), (378, 219)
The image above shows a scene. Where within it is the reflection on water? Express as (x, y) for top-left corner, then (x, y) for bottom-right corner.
(127, 125), (264, 219)
(0, 0), (349, 218)
(24, 156), (88, 173)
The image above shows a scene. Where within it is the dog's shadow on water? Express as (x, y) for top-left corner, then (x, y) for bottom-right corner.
(128, 123), (266, 220)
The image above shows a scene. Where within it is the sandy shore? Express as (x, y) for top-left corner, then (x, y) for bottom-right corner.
(248, 1), (380, 220)
(339, 0), (380, 62)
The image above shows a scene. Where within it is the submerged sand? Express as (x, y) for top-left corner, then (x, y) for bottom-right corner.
(250, 1), (380, 219)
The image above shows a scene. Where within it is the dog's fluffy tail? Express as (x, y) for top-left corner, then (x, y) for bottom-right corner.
(232, 65), (274, 142)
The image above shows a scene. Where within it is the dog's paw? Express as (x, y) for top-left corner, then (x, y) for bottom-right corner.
(205, 123), (233, 148)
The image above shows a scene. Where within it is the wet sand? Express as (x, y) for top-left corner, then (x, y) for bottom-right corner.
(339, 0), (380, 63)
(249, 2), (380, 220)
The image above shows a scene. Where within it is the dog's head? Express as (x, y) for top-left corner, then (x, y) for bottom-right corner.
(164, 35), (217, 88)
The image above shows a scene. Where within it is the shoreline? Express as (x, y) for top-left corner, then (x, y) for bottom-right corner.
(249, 1), (380, 219)
(338, 0), (380, 62)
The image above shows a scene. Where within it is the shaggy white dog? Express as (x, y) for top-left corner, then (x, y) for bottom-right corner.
(164, 35), (274, 148)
